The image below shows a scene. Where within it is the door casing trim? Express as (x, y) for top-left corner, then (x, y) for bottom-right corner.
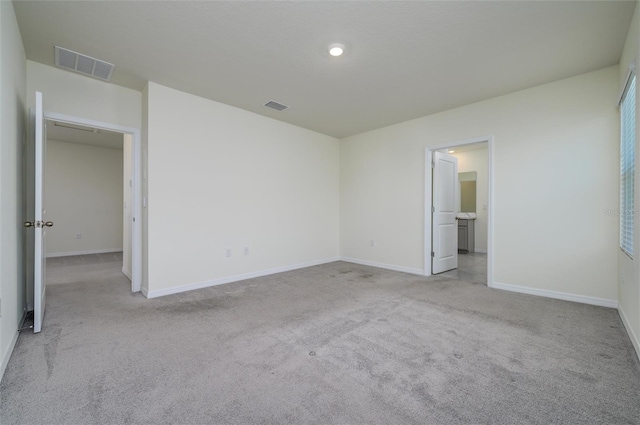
(424, 136), (494, 288)
(44, 111), (143, 293)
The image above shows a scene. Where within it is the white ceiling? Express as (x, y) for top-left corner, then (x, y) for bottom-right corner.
(47, 121), (123, 150)
(15, 1), (636, 138)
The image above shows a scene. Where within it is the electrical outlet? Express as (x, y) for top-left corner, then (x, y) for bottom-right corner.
(225, 248), (232, 257)
(76, 233), (82, 240)
(370, 239), (375, 247)
(243, 246), (250, 256)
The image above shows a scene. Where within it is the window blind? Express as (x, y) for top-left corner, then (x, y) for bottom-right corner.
(621, 75), (635, 257)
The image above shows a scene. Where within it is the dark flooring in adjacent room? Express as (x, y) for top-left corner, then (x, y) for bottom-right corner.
(1, 254), (639, 424)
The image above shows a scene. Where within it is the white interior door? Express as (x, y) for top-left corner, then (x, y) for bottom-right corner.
(432, 151), (458, 274)
(33, 91), (50, 333)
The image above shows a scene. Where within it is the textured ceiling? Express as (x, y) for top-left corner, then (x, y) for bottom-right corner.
(14, 1), (636, 138)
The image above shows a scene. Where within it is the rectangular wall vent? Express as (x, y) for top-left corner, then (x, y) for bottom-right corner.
(54, 46), (115, 82)
(264, 100), (289, 111)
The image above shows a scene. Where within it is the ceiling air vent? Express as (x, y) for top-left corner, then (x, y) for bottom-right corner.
(54, 46), (115, 82)
(264, 100), (289, 111)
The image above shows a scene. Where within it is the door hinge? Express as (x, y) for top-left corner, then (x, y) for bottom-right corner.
(431, 161), (435, 168)
(431, 252), (435, 257)
(432, 206), (435, 213)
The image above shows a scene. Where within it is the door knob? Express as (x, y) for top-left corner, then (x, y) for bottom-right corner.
(23, 221), (53, 228)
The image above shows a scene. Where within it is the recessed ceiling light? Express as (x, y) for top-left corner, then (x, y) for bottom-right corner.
(448, 150), (455, 153)
(328, 43), (345, 57)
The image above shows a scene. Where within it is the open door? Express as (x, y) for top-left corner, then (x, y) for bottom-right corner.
(432, 151), (458, 274)
(25, 91), (52, 333)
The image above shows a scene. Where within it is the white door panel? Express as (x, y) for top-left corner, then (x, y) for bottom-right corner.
(33, 91), (48, 333)
(432, 151), (458, 274)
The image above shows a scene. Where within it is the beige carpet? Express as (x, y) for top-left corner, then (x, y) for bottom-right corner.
(1, 255), (639, 424)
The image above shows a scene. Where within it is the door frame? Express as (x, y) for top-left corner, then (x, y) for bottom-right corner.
(44, 111), (143, 293)
(424, 135), (494, 287)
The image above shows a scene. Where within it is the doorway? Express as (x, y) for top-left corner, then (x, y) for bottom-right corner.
(26, 111), (142, 312)
(425, 136), (494, 286)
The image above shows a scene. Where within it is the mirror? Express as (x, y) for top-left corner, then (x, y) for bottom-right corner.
(459, 171), (477, 213)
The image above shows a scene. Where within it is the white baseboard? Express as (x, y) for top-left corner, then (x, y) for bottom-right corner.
(0, 310), (25, 382)
(140, 286), (149, 298)
(339, 257), (424, 276)
(122, 267), (132, 280)
(46, 248), (123, 258)
(618, 306), (640, 362)
(145, 257), (340, 298)
(0, 330), (19, 382)
(473, 249), (487, 254)
(490, 281), (618, 308)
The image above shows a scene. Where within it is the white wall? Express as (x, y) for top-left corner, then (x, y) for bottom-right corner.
(451, 146), (488, 252)
(27, 61), (141, 129)
(341, 66), (620, 305)
(123, 134), (133, 278)
(618, 1), (640, 361)
(145, 82), (340, 296)
(0, 0), (27, 380)
(44, 140), (123, 256)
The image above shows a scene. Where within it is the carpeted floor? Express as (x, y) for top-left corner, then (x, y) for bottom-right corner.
(1, 255), (639, 424)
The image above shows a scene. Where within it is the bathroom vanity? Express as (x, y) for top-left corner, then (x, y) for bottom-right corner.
(458, 218), (475, 253)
